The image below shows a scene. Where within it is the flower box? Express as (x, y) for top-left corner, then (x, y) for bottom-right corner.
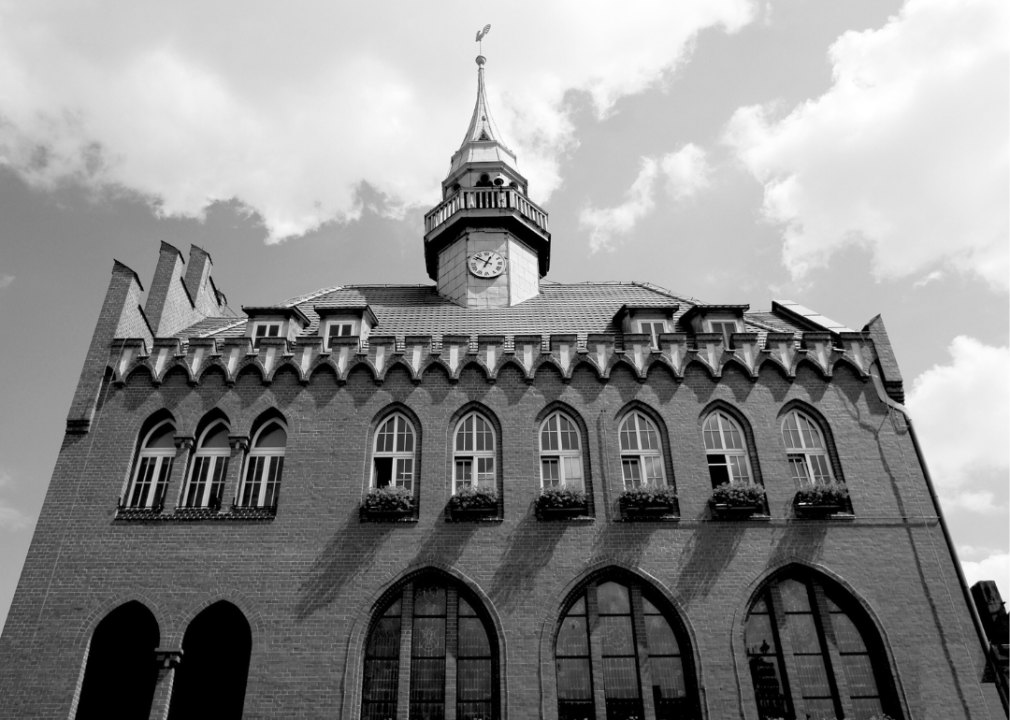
(229, 503), (278, 520)
(536, 487), (589, 520)
(447, 485), (499, 522)
(793, 483), (849, 518)
(361, 486), (415, 522)
(709, 482), (767, 520)
(619, 486), (679, 521)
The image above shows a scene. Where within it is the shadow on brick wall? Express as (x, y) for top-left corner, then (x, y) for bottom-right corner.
(488, 510), (567, 613)
(675, 523), (746, 606)
(413, 520), (481, 568)
(767, 523), (828, 569)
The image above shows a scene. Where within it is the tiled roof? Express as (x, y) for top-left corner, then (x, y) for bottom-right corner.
(177, 282), (813, 342)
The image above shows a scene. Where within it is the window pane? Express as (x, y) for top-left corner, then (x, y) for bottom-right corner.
(414, 586), (446, 616)
(476, 458), (494, 484)
(559, 416), (579, 450)
(788, 455), (810, 484)
(600, 616), (635, 655)
(366, 618), (402, 657)
(620, 419), (637, 451)
(794, 655), (831, 697)
(146, 423), (176, 449)
(783, 414), (802, 449)
(377, 419), (394, 453)
(810, 454), (832, 483)
(799, 415), (823, 448)
(787, 614), (820, 654)
(557, 616), (589, 656)
(645, 615), (679, 655)
(457, 658), (492, 700)
(563, 457), (583, 484)
(202, 424), (230, 448)
(458, 618), (490, 657)
(397, 421), (414, 453)
(455, 460), (472, 486)
(649, 657), (686, 698)
(851, 698), (885, 719)
(374, 457), (393, 487)
(413, 618), (446, 658)
(622, 459), (641, 485)
(568, 597), (586, 616)
(256, 423), (286, 448)
(724, 420), (744, 450)
(363, 659), (399, 701)
(643, 456), (664, 484)
(602, 658), (639, 698)
(640, 418), (659, 450)
(597, 582), (631, 614)
(703, 417), (722, 450)
(542, 459), (560, 487)
(396, 459), (413, 491)
(830, 614), (867, 654)
(708, 462), (730, 488)
(802, 698), (838, 719)
(729, 455), (750, 484)
(410, 658), (446, 701)
(841, 655), (879, 697)
(778, 580), (811, 612)
(542, 416), (558, 451)
(556, 659), (593, 699)
(748, 654), (789, 719)
(745, 614), (778, 655)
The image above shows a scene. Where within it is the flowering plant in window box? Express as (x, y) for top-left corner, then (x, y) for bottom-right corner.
(447, 485), (499, 521)
(360, 485), (415, 522)
(794, 482), (849, 517)
(619, 485), (679, 521)
(535, 487), (589, 520)
(709, 482), (766, 520)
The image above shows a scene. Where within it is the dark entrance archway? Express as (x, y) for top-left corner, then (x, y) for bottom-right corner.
(76, 601), (160, 720)
(167, 601), (252, 720)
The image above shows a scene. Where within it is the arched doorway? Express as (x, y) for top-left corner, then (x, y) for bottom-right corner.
(76, 601), (160, 719)
(168, 601), (252, 720)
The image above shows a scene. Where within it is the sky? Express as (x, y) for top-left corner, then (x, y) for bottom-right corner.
(0, 0), (1006, 631)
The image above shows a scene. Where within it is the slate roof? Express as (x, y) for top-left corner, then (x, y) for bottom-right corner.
(176, 281), (814, 342)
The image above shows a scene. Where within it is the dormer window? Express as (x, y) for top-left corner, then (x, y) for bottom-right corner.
(708, 319), (739, 348)
(638, 320), (667, 349)
(253, 322), (282, 347)
(325, 320), (357, 350)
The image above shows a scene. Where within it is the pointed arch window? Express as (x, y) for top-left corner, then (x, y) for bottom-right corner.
(745, 573), (901, 720)
(182, 419), (230, 509)
(556, 578), (700, 720)
(619, 411), (666, 488)
(238, 419), (286, 509)
(454, 412), (495, 493)
(540, 411), (583, 489)
(781, 410), (833, 484)
(373, 413), (416, 491)
(703, 411), (753, 487)
(361, 579), (500, 720)
(125, 419), (176, 509)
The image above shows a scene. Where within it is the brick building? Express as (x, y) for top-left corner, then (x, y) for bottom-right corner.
(1, 56), (1006, 720)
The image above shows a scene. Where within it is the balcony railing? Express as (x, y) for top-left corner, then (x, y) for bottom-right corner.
(425, 187), (549, 237)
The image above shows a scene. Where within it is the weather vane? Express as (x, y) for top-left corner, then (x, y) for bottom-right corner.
(476, 23), (491, 56)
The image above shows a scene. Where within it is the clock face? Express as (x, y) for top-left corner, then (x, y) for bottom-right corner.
(468, 251), (506, 278)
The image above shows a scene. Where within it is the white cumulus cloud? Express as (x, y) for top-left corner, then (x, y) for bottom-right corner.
(906, 336), (1009, 512)
(0, 1), (752, 242)
(960, 549), (1009, 605)
(580, 144), (710, 252)
(724, 0), (1009, 290)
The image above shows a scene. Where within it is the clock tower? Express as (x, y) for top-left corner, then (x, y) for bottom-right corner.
(423, 55), (551, 308)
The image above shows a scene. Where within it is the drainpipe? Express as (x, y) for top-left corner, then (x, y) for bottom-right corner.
(870, 366), (1008, 714)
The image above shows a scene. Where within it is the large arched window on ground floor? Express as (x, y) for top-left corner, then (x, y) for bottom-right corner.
(76, 601), (160, 719)
(362, 576), (499, 720)
(167, 601), (252, 720)
(745, 570), (902, 720)
(556, 576), (700, 720)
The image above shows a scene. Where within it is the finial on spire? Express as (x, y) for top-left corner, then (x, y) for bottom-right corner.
(476, 23), (491, 56)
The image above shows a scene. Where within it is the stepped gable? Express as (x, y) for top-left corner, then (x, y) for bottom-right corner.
(174, 281), (813, 344)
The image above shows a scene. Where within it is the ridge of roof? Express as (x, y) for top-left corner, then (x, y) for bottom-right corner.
(280, 285), (344, 308)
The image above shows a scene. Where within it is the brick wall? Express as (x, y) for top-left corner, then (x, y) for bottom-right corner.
(1, 354), (1002, 718)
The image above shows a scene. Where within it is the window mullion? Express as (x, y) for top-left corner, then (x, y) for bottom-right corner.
(445, 586), (458, 720)
(630, 585), (657, 720)
(812, 581), (853, 719)
(586, 583), (608, 720)
(396, 584), (414, 720)
(768, 583), (806, 720)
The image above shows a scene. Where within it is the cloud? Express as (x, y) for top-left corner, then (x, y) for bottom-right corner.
(724, 0), (1009, 290)
(906, 336), (1009, 512)
(580, 144), (710, 252)
(0, 1), (753, 242)
(0, 275), (13, 289)
(960, 550), (1009, 604)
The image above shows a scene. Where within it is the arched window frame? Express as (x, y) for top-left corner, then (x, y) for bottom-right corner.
(780, 409), (835, 485)
(360, 575), (501, 720)
(539, 410), (584, 490)
(237, 417), (287, 509)
(702, 410), (754, 486)
(453, 411), (496, 494)
(124, 418), (176, 509)
(618, 410), (667, 488)
(743, 570), (903, 720)
(181, 418), (231, 509)
(371, 413), (417, 491)
(554, 574), (701, 720)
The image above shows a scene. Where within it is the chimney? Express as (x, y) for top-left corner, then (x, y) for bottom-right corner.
(184, 244), (222, 316)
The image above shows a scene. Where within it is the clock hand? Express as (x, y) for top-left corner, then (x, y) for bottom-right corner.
(482, 255), (492, 267)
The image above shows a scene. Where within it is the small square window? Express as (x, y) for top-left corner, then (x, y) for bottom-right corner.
(639, 321), (666, 349)
(325, 322), (356, 349)
(709, 320), (738, 348)
(253, 323), (282, 347)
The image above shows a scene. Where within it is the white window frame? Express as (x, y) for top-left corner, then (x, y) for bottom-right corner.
(637, 320), (667, 350)
(372, 413), (416, 491)
(252, 321), (283, 347)
(453, 411), (496, 493)
(324, 319), (358, 350)
(781, 410), (834, 485)
(619, 411), (667, 488)
(181, 419), (231, 509)
(707, 318), (739, 348)
(702, 411), (753, 485)
(238, 419), (287, 508)
(125, 419), (176, 509)
(539, 411), (584, 490)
